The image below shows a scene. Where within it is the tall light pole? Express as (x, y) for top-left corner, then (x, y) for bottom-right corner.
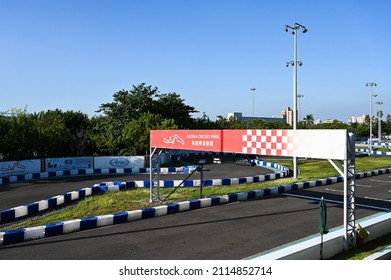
(297, 94), (304, 123)
(376, 101), (383, 140)
(285, 22), (307, 179)
(250, 88), (256, 117)
(366, 82), (377, 155)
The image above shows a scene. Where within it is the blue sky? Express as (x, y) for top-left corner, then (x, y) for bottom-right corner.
(0, 0), (390, 122)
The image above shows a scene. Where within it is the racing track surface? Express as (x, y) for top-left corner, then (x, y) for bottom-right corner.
(0, 162), (272, 210)
(1, 165), (391, 259)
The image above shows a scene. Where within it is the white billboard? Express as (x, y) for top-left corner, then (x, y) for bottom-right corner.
(292, 129), (348, 160)
(0, 160), (41, 177)
(44, 157), (94, 172)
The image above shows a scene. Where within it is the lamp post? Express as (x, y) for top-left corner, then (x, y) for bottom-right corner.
(376, 101), (383, 140)
(250, 88), (256, 117)
(285, 22), (307, 179)
(366, 82), (377, 155)
(297, 94), (304, 123)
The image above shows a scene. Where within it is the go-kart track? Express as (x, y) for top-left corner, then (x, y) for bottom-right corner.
(0, 159), (391, 260)
(1, 129), (391, 260)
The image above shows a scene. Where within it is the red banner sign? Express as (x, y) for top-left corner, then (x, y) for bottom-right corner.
(150, 129), (295, 156)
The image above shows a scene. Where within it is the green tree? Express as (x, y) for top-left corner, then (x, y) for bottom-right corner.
(192, 113), (218, 129)
(383, 114), (391, 136)
(88, 116), (120, 155)
(97, 83), (159, 127)
(0, 113), (39, 160)
(155, 92), (197, 128)
(355, 123), (369, 138)
(63, 111), (91, 156)
(121, 112), (178, 155)
(302, 114), (315, 127)
(36, 110), (70, 157)
(94, 83), (199, 155)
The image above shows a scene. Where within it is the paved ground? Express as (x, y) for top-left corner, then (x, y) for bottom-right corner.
(0, 161), (271, 210)
(0, 171), (390, 259)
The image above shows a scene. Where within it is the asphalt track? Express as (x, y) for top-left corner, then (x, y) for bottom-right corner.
(1, 164), (391, 259)
(0, 162), (271, 210)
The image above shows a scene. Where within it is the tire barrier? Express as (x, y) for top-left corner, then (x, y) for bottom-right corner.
(2, 167), (391, 246)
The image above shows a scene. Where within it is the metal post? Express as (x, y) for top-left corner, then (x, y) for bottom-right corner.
(327, 131), (356, 250)
(199, 159), (206, 199)
(293, 29), (298, 180)
(149, 147), (163, 203)
(346, 131), (356, 249)
(250, 88), (256, 117)
(297, 94), (304, 123)
(366, 82), (377, 155)
(376, 101), (383, 140)
(285, 23), (307, 180)
(370, 89), (373, 154)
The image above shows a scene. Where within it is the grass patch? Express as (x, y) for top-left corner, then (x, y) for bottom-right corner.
(331, 231), (391, 260)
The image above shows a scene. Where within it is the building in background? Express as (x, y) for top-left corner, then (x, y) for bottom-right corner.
(228, 107), (292, 125)
(347, 114), (366, 124)
(281, 107), (293, 126)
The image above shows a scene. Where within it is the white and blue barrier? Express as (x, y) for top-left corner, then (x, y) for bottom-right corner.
(0, 166), (197, 186)
(2, 167), (391, 246)
(0, 182), (136, 224)
(355, 148), (391, 156)
(360, 142), (391, 148)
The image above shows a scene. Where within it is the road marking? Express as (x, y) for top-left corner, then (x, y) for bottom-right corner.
(283, 193), (390, 211)
(364, 196), (391, 202)
(356, 184), (372, 188)
(325, 188), (343, 193)
(370, 179), (391, 183)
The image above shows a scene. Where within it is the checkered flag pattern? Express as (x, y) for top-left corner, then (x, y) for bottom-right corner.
(241, 130), (294, 156)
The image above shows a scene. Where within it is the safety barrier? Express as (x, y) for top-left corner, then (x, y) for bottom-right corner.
(355, 148), (391, 156)
(0, 167), (197, 186)
(2, 167), (391, 246)
(0, 160), (288, 224)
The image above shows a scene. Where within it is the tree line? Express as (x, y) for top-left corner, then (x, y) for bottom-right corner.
(1, 83), (390, 161)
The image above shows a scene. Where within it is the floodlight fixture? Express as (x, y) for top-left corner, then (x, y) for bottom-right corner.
(366, 82), (377, 87)
(295, 23), (308, 33)
(285, 23), (308, 34)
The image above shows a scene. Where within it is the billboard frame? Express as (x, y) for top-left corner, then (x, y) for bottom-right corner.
(150, 129), (356, 251)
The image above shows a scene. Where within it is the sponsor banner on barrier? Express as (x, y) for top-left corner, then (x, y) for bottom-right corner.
(44, 157), (94, 172)
(94, 156), (144, 169)
(151, 129), (350, 160)
(0, 160), (41, 177)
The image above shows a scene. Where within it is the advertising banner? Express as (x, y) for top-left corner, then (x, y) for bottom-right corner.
(151, 129), (349, 160)
(94, 156), (145, 169)
(0, 160), (41, 177)
(44, 157), (94, 172)
(150, 130), (223, 152)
